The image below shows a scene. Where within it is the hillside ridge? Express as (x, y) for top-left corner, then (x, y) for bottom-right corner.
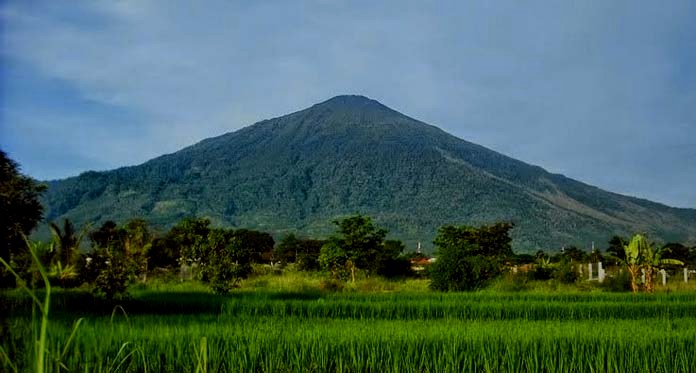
(42, 95), (696, 252)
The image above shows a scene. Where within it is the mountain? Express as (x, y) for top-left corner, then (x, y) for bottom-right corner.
(43, 95), (696, 252)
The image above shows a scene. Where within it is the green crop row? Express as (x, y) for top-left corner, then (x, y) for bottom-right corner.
(3, 290), (696, 372)
(4, 315), (696, 372)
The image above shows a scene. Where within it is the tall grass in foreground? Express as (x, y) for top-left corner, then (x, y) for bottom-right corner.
(4, 315), (696, 372)
(3, 288), (696, 372)
(0, 240), (100, 373)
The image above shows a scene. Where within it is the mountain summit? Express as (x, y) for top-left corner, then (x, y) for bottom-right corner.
(44, 95), (696, 251)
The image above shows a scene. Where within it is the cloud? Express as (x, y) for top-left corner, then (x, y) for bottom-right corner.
(1, 0), (695, 207)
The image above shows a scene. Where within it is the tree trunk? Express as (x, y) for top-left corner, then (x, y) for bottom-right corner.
(644, 266), (654, 293)
(627, 265), (640, 293)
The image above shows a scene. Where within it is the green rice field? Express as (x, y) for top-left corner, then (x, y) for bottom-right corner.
(3, 289), (696, 372)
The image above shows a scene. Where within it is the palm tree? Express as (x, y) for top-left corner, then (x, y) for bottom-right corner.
(48, 219), (87, 266)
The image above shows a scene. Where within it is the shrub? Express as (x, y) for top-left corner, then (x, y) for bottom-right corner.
(93, 252), (136, 300)
(553, 262), (579, 284)
(529, 264), (553, 281)
(199, 230), (253, 294)
(601, 270), (632, 292)
(430, 255), (500, 291)
(428, 223), (513, 291)
(319, 278), (344, 292)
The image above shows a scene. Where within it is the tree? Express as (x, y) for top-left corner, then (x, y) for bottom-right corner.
(472, 222), (515, 258)
(147, 236), (181, 269)
(375, 240), (412, 278)
(319, 214), (388, 282)
(605, 235), (628, 265)
(84, 219), (154, 297)
(275, 234), (324, 270)
(295, 239), (324, 271)
(661, 243), (690, 265)
(122, 218), (152, 280)
(0, 150), (46, 263)
(89, 221), (125, 252)
(147, 218), (210, 270)
(318, 240), (347, 279)
(429, 222), (514, 291)
(123, 219), (151, 256)
(47, 218), (88, 287)
(170, 217), (212, 265)
(606, 236), (628, 258)
(49, 218), (87, 267)
(199, 228), (253, 293)
(560, 246), (586, 263)
(231, 229), (274, 264)
(275, 233), (302, 265)
(93, 248), (135, 300)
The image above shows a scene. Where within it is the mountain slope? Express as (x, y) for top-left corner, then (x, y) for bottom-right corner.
(43, 95), (696, 252)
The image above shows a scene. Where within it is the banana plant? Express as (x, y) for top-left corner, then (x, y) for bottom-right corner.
(641, 243), (684, 293)
(624, 234), (684, 293)
(624, 234), (647, 293)
(48, 261), (78, 287)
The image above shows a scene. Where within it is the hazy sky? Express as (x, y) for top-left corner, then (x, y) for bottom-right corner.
(1, 1), (695, 208)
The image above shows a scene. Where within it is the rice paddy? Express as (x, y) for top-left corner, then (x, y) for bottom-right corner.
(3, 289), (696, 372)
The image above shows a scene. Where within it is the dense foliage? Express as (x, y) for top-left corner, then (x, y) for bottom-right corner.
(319, 215), (411, 281)
(0, 151), (46, 262)
(0, 150), (48, 288)
(274, 233), (324, 270)
(199, 229), (253, 293)
(430, 222), (514, 291)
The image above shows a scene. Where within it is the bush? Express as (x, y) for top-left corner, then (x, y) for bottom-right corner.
(489, 272), (530, 292)
(553, 262), (579, 284)
(319, 278), (344, 292)
(601, 270), (632, 292)
(430, 255), (500, 291)
(199, 230), (253, 294)
(376, 257), (413, 278)
(529, 265), (553, 281)
(93, 253), (136, 300)
(428, 223), (513, 292)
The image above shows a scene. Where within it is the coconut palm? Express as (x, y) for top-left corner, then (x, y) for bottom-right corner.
(48, 219), (87, 267)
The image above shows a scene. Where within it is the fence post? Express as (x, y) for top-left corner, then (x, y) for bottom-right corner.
(660, 269), (667, 286)
(598, 262), (605, 283)
(588, 263), (593, 281)
(685, 268), (689, 283)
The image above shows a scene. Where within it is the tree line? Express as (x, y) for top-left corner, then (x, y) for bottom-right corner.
(2, 150), (696, 297)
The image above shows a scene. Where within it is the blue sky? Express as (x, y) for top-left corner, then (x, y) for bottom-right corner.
(1, 1), (695, 208)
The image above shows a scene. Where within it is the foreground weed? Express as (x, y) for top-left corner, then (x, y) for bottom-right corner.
(194, 337), (208, 373)
(0, 239), (51, 373)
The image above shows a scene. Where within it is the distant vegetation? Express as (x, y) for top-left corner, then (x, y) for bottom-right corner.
(3, 148), (696, 372)
(40, 95), (696, 252)
(2, 148), (696, 296)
